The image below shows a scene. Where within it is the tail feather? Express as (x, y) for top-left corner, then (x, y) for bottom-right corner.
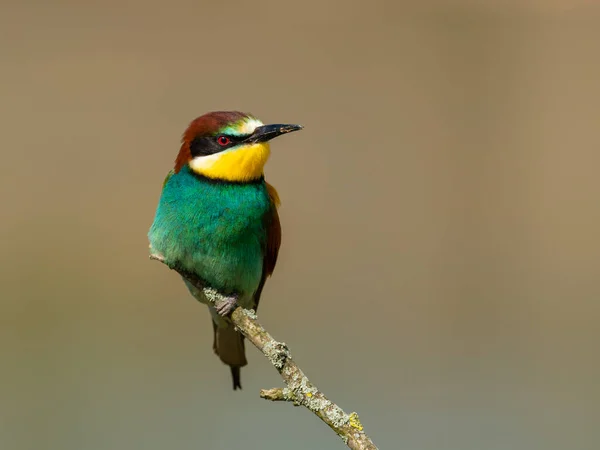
(212, 321), (247, 390)
(230, 366), (242, 390)
(212, 320), (218, 355)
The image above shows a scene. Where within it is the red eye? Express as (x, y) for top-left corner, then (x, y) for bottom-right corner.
(217, 136), (230, 146)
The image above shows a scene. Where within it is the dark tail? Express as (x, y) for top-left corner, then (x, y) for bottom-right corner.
(230, 366), (242, 390)
(212, 321), (247, 390)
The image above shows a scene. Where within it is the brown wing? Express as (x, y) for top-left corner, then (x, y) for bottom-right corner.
(253, 181), (282, 311)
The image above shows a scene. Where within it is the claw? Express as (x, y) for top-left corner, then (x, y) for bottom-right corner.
(215, 295), (238, 316)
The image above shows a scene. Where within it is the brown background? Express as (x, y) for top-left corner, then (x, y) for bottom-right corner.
(1, 1), (599, 449)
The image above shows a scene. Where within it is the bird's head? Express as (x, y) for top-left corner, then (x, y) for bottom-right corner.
(175, 111), (303, 182)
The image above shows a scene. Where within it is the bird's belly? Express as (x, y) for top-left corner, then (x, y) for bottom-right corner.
(156, 217), (265, 300)
(191, 235), (264, 296)
(150, 221), (266, 298)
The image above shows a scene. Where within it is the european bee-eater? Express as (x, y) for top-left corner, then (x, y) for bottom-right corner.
(148, 111), (302, 390)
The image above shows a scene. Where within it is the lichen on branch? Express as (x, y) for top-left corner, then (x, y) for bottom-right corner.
(150, 253), (378, 450)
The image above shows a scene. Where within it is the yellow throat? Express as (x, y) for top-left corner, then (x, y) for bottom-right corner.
(189, 142), (271, 182)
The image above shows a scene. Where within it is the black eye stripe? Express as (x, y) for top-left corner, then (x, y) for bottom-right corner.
(189, 134), (250, 157)
(189, 137), (219, 157)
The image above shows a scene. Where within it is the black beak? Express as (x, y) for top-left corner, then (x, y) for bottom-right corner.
(244, 124), (303, 144)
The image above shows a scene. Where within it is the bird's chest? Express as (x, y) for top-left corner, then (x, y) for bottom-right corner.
(150, 174), (271, 294)
(183, 182), (270, 248)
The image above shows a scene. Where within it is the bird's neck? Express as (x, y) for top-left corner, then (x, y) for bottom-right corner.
(183, 165), (265, 186)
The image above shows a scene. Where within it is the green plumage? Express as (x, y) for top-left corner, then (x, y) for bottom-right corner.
(148, 111), (301, 390)
(148, 165), (273, 306)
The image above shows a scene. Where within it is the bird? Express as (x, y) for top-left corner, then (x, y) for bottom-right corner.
(148, 111), (302, 390)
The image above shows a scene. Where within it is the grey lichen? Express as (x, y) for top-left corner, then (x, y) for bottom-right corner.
(286, 375), (350, 428)
(308, 395), (331, 412)
(263, 340), (290, 369)
(202, 286), (221, 304)
(283, 387), (302, 406)
(325, 405), (350, 428)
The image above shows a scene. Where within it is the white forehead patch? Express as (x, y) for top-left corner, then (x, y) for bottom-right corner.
(223, 117), (264, 136)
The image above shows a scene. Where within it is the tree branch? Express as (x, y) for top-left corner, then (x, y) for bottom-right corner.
(150, 254), (378, 450)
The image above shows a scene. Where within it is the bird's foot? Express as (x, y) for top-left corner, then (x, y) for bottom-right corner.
(215, 294), (238, 317)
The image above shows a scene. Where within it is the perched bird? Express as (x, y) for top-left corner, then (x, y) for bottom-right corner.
(148, 111), (302, 389)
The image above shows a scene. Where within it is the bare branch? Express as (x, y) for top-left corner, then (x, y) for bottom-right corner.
(151, 253), (378, 450)
(259, 387), (295, 403)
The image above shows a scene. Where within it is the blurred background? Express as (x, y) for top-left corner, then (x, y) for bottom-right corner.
(1, 1), (599, 449)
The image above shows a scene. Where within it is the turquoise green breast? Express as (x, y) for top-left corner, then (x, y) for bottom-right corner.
(148, 166), (272, 297)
